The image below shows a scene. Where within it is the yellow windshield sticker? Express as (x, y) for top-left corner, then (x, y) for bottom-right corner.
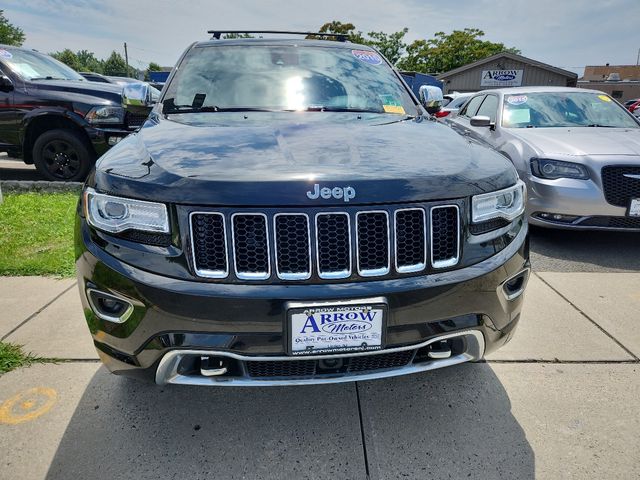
(598, 94), (612, 102)
(383, 104), (406, 114)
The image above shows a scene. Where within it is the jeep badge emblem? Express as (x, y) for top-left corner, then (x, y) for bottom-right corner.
(306, 183), (356, 202)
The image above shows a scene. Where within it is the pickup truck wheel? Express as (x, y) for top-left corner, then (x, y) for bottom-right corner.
(33, 129), (94, 181)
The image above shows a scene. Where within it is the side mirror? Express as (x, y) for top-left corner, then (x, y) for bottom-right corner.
(470, 115), (493, 128)
(418, 85), (444, 115)
(0, 75), (14, 93)
(122, 82), (154, 115)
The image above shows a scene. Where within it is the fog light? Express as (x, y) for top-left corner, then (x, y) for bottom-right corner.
(534, 212), (580, 223)
(87, 289), (133, 323)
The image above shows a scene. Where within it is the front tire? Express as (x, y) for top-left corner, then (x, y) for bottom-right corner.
(32, 129), (94, 181)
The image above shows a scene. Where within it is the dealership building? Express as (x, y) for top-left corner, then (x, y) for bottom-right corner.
(437, 52), (578, 94)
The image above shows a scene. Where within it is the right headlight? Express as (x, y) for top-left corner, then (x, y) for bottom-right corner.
(530, 158), (589, 180)
(83, 188), (169, 234)
(472, 180), (526, 223)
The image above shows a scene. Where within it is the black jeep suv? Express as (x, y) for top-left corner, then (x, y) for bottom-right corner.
(75, 34), (530, 386)
(0, 45), (142, 181)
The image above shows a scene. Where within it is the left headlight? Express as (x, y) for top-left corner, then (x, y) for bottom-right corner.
(472, 180), (526, 223)
(84, 189), (169, 234)
(85, 106), (125, 125)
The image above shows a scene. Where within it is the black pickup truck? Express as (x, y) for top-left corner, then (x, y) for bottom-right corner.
(0, 45), (143, 181)
(75, 33), (530, 386)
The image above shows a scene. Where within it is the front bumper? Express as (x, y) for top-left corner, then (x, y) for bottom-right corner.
(526, 176), (640, 231)
(84, 125), (132, 157)
(76, 219), (529, 385)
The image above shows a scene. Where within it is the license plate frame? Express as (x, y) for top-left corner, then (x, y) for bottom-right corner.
(628, 198), (640, 217)
(286, 298), (387, 356)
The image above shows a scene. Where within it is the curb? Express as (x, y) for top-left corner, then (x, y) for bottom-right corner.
(0, 180), (83, 194)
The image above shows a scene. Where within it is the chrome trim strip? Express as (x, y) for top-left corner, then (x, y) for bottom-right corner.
(273, 213), (312, 281)
(498, 267), (530, 301)
(231, 212), (271, 280)
(315, 212), (352, 280)
(430, 205), (461, 269)
(86, 288), (134, 324)
(155, 330), (485, 386)
(394, 208), (427, 273)
(355, 210), (390, 277)
(189, 211), (229, 279)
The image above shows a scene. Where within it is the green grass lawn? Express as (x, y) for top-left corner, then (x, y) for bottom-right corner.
(0, 341), (49, 375)
(0, 192), (78, 277)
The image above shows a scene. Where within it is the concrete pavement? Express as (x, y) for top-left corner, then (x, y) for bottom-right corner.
(0, 272), (639, 479)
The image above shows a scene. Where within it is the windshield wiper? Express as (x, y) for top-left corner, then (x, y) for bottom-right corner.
(165, 105), (278, 114)
(31, 76), (68, 81)
(586, 124), (619, 128)
(302, 106), (384, 114)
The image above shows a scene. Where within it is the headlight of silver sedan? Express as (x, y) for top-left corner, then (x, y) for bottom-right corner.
(472, 180), (526, 223)
(84, 189), (169, 234)
(530, 158), (589, 180)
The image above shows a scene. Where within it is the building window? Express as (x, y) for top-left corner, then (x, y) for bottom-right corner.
(611, 90), (623, 99)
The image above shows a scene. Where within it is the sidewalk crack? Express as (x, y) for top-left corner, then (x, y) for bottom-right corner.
(355, 382), (372, 480)
(534, 272), (639, 361)
(1, 281), (77, 341)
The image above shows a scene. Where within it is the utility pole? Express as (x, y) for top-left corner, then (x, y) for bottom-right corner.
(124, 42), (130, 77)
(637, 47), (639, 65)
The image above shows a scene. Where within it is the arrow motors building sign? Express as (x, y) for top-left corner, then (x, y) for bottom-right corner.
(481, 69), (523, 87)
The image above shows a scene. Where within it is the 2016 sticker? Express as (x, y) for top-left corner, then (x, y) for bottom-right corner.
(598, 94), (612, 102)
(352, 50), (382, 65)
(0, 49), (13, 59)
(506, 95), (528, 106)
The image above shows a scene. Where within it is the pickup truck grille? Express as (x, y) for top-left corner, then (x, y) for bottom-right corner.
(189, 204), (461, 282)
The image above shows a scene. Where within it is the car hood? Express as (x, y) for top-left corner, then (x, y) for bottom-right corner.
(30, 79), (122, 105)
(94, 113), (518, 206)
(509, 127), (640, 157)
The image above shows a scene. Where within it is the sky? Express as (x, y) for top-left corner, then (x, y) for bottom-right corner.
(3, 0), (639, 76)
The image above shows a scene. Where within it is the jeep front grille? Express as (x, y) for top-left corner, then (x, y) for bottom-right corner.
(189, 204), (461, 282)
(274, 214), (311, 280)
(316, 213), (351, 279)
(430, 206), (460, 268)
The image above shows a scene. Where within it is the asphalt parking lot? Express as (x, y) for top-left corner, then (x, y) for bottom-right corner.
(1, 155), (640, 479)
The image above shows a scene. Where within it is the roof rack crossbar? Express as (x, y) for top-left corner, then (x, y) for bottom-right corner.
(207, 30), (349, 41)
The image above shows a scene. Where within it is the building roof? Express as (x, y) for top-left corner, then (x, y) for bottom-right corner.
(582, 65), (640, 81)
(437, 52), (578, 80)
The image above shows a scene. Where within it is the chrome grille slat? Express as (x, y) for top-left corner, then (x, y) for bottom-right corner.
(190, 204), (461, 281)
(430, 205), (460, 269)
(315, 212), (351, 279)
(231, 213), (270, 280)
(190, 212), (229, 279)
(273, 213), (311, 280)
(394, 208), (427, 273)
(356, 211), (390, 277)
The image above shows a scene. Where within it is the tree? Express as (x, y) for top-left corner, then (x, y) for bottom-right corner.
(367, 28), (408, 65)
(51, 49), (81, 71)
(397, 28), (520, 74)
(0, 9), (25, 46)
(102, 51), (128, 76)
(76, 50), (103, 73)
(310, 21), (367, 44)
(144, 61), (161, 81)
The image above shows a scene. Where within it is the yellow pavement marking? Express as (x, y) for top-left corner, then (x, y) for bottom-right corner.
(0, 387), (57, 425)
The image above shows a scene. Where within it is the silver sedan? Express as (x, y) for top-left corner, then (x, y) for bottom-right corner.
(445, 86), (640, 231)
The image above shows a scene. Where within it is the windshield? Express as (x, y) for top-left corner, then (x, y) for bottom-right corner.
(162, 44), (416, 115)
(0, 47), (84, 81)
(502, 91), (639, 128)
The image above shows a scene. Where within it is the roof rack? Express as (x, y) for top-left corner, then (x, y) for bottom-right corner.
(207, 30), (349, 42)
